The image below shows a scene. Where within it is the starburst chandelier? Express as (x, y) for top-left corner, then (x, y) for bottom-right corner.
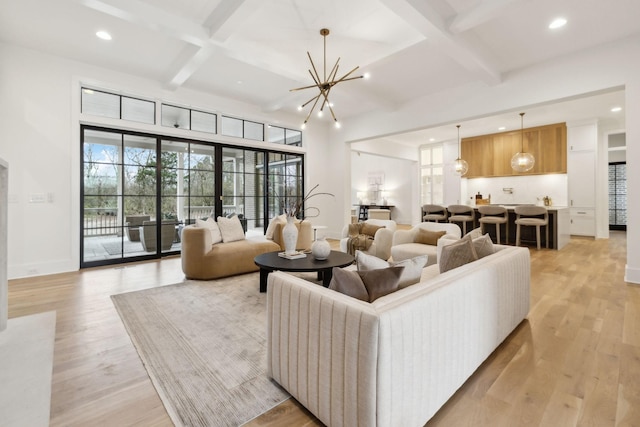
(290, 28), (364, 129)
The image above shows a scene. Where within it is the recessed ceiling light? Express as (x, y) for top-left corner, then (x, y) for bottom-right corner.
(363, 72), (371, 79)
(611, 106), (622, 112)
(429, 138), (436, 142)
(498, 126), (506, 131)
(549, 18), (567, 29)
(96, 31), (112, 40)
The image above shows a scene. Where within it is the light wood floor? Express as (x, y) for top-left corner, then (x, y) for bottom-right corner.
(7, 231), (640, 426)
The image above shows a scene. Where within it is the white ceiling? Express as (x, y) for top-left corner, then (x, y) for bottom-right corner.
(1, 0), (637, 145)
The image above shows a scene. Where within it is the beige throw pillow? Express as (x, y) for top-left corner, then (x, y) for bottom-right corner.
(265, 214), (287, 240)
(195, 217), (223, 244)
(216, 215), (245, 243)
(356, 250), (427, 289)
(414, 229), (446, 245)
(465, 227), (483, 240)
(361, 222), (382, 237)
(439, 235), (478, 273)
(473, 234), (495, 258)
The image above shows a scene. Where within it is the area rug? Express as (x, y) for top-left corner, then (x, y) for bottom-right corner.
(0, 311), (56, 427)
(111, 272), (298, 427)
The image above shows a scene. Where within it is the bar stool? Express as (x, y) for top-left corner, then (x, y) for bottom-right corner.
(447, 204), (475, 235)
(515, 206), (548, 250)
(422, 204), (448, 223)
(478, 205), (509, 244)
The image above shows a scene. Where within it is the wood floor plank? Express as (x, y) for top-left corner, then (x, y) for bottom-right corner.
(7, 231), (639, 427)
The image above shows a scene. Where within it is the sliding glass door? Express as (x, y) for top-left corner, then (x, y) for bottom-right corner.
(81, 125), (304, 268)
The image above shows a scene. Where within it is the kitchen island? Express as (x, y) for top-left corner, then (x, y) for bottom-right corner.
(471, 205), (569, 250)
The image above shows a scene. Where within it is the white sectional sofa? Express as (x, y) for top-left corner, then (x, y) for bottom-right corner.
(266, 244), (530, 427)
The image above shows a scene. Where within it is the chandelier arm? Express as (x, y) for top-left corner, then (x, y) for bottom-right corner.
(334, 66), (361, 84)
(338, 76), (364, 83)
(290, 83), (322, 92)
(318, 86), (337, 121)
(327, 101), (338, 122)
(308, 68), (321, 87)
(301, 92), (322, 108)
(319, 86), (332, 112)
(328, 58), (340, 82)
(307, 52), (323, 87)
(303, 94), (322, 123)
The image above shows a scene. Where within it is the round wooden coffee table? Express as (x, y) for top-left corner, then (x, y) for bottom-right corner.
(254, 250), (355, 292)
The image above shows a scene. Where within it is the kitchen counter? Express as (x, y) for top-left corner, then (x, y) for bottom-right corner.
(471, 205), (569, 250)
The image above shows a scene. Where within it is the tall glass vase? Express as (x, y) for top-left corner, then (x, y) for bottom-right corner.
(282, 216), (298, 255)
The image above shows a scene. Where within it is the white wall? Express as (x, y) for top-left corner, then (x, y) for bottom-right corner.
(0, 42), (336, 279)
(350, 151), (416, 225)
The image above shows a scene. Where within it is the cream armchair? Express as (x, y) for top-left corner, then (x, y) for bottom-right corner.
(391, 222), (461, 265)
(339, 219), (397, 260)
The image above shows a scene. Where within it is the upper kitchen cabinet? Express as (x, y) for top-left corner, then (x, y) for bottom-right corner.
(461, 123), (567, 178)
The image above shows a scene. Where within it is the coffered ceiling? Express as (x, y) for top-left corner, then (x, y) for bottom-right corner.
(1, 0), (638, 142)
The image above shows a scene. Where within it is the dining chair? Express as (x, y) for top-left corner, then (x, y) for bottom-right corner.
(422, 204), (448, 223)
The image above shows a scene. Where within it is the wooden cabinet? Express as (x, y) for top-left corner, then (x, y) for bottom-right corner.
(461, 122), (567, 178)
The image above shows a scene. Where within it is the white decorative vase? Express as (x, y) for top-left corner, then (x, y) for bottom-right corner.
(311, 237), (331, 260)
(282, 216), (298, 255)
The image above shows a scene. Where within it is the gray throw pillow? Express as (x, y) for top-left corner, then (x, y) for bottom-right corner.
(328, 267), (369, 301)
(358, 266), (405, 302)
(439, 235), (478, 273)
(356, 250), (427, 289)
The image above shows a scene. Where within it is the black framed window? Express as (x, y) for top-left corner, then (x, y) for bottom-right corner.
(81, 125), (303, 268)
(608, 162), (627, 230)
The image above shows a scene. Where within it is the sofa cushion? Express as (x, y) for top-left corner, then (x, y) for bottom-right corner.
(328, 267), (369, 301)
(196, 217), (223, 244)
(439, 235), (478, 273)
(473, 234), (495, 258)
(356, 250), (427, 289)
(414, 229), (446, 245)
(217, 215), (245, 243)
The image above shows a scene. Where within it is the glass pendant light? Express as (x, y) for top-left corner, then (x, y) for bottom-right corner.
(453, 124), (468, 176)
(511, 112), (535, 172)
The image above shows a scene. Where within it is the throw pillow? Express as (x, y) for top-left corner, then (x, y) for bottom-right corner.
(216, 215), (245, 243)
(473, 234), (495, 258)
(196, 217), (223, 244)
(361, 222), (382, 237)
(348, 222), (362, 237)
(356, 250), (427, 289)
(265, 214), (287, 240)
(328, 267), (369, 302)
(358, 266), (405, 302)
(439, 235), (478, 273)
(465, 227), (483, 240)
(414, 229), (446, 245)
